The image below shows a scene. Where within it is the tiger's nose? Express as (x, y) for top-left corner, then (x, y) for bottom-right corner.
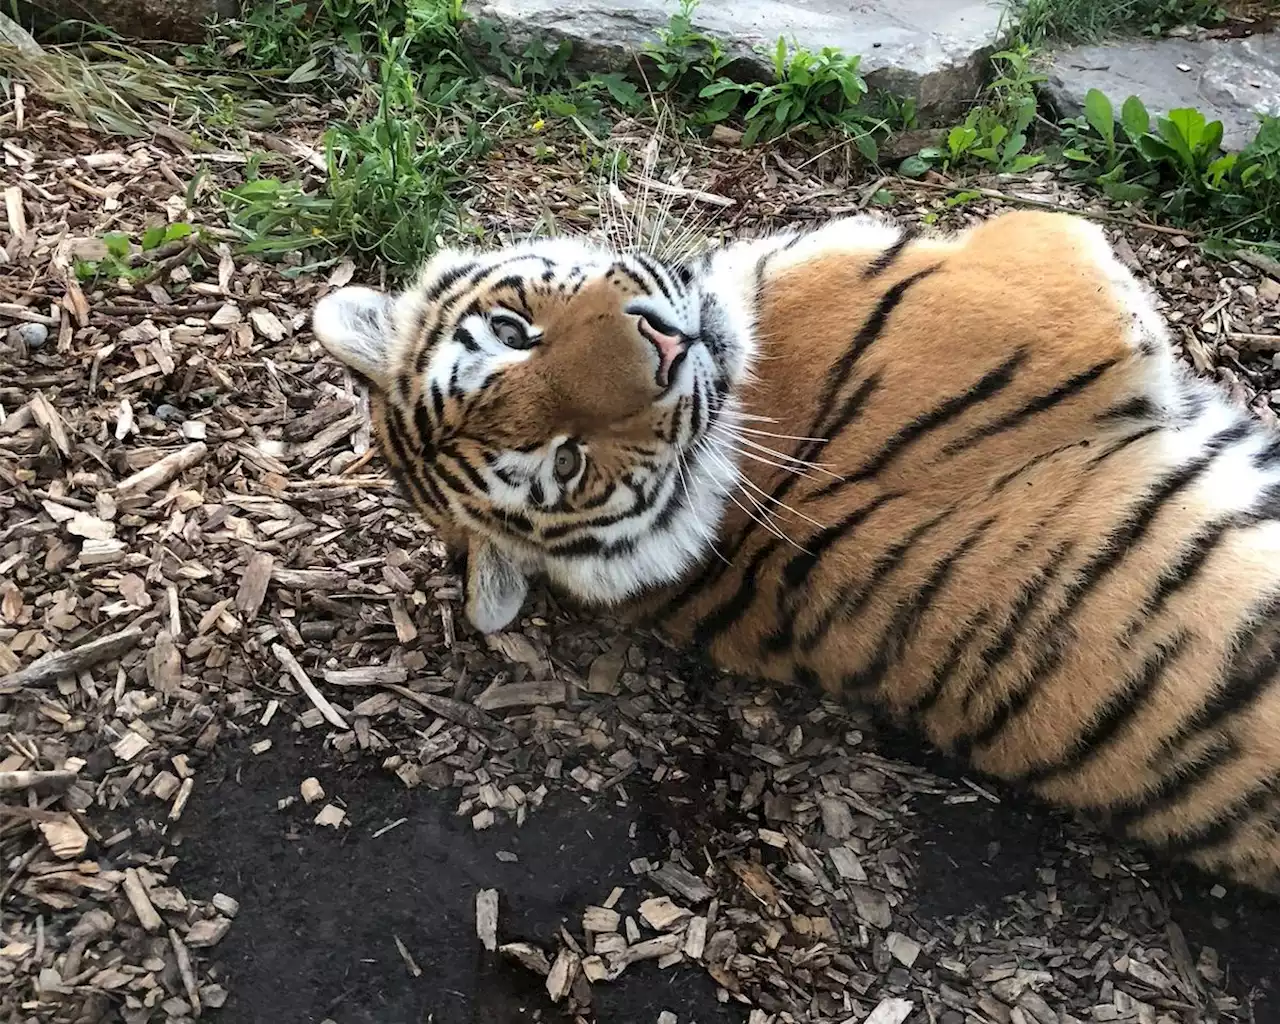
(636, 316), (690, 389)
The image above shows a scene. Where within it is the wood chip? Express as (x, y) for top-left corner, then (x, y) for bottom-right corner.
(272, 644), (350, 730)
(476, 888), (499, 952)
(114, 442), (208, 498)
(235, 552), (275, 621)
(500, 942), (550, 976)
(864, 997), (915, 1024)
(314, 804), (346, 828)
(0, 626), (142, 693)
(639, 896), (691, 931)
(38, 816), (88, 859)
(583, 906), (621, 933)
(545, 947), (580, 1002)
(300, 777), (325, 804)
(123, 868), (163, 932)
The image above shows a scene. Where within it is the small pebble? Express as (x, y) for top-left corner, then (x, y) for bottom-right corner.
(17, 322), (48, 348)
(154, 403), (183, 422)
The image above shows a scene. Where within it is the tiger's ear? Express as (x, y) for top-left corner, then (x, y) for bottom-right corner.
(465, 535), (528, 634)
(311, 285), (395, 390)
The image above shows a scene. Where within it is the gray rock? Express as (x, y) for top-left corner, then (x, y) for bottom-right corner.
(29, 0), (238, 44)
(466, 0), (1006, 118)
(17, 323), (48, 349)
(1044, 32), (1280, 151)
(0, 12), (44, 57)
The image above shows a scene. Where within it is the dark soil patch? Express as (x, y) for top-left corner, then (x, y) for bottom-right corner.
(172, 733), (737, 1024)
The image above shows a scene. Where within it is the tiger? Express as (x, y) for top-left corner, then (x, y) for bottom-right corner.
(311, 207), (1280, 892)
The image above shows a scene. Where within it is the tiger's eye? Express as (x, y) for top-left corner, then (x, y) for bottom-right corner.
(490, 314), (536, 350)
(553, 442), (581, 481)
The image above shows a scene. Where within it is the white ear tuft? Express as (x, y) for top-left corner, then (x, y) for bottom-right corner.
(311, 286), (395, 388)
(465, 536), (529, 634)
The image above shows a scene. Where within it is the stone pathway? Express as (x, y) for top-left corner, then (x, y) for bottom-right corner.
(1045, 30), (1280, 150)
(467, 0), (1007, 117)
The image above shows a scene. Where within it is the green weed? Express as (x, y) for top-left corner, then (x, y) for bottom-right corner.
(75, 223), (197, 283)
(1012, 0), (1225, 45)
(701, 39), (874, 151)
(1060, 88), (1280, 240)
(902, 46), (1046, 176)
(643, 0), (733, 96)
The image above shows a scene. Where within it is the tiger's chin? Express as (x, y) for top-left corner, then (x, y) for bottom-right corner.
(463, 438), (742, 633)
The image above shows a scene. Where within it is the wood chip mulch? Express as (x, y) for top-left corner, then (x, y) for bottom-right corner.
(2, 92), (1279, 1024)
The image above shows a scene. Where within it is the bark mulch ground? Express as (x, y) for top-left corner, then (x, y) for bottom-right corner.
(3, 85), (1280, 1024)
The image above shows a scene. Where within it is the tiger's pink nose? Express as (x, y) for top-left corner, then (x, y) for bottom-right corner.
(637, 316), (689, 389)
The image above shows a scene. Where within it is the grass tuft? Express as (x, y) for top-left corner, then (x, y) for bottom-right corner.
(1011, 0), (1226, 45)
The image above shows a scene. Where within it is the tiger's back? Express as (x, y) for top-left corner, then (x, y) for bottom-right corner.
(312, 208), (1280, 890)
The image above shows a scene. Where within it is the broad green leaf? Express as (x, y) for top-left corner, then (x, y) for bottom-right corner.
(898, 154), (930, 178)
(1009, 153), (1045, 172)
(141, 225), (166, 251)
(1166, 107), (1207, 151)
(853, 131), (877, 162)
(1084, 88), (1114, 144)
(1101, 180), (1150, 202)
(103, 232), (130, 259)
(1120, 96), (1150, 142)
(1062, 147), (1095, 162)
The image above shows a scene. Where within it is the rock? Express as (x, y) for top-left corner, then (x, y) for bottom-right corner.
(27, 0), (238, 43)
(16, 322), (48, 350)
(465, 0), (1004, 119)
(1044, 32), (1280, 151)
(0, 12), (43, 56)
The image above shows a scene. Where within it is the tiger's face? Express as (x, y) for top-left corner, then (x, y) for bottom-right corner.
(312, 237), (756, 633)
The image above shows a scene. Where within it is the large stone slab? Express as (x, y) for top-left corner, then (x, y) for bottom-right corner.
(26, 0), (238, 44)
(1044, 32), (1280, 151)
(466, 0), (1006, 118)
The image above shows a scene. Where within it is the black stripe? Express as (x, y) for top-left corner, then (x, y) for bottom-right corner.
(861, 228), (916, 280)
(423, 260), (482, 303)
(958, 542), (1073, 717)
(906, 613), (988, 718)
(990, 442), (1085, 493)
(1105, 735), (1236, 832)
(941, 358), (1118, 456)
(690, 539), (781, 650)
(1096, 394), (1158, 423)
(810, 348), (1028, 504)
(1019, 631), (1192, 786)
(813, 265), (940, 437)
(798, 508), (954, 654)
(841, 515), (998, 693)
(762, 491), (904, 654)
(1158, 772), (1280, 858)
(1087, 424), (1161, 466)
(957, 447), (1230, 759)
(632, 252), (677, 306)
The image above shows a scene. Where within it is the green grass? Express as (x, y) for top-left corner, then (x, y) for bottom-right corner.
(1011, 0), (1226, 45)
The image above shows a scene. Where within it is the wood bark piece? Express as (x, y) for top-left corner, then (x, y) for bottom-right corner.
(0, 769), (78, 794)
(0, 626), (142, 693)
(272, 644), (350, 730)
(123, 868), (163, 931)
(235, 552), (274, 621)
(383, 685), (518, 750)
(169, 928), (202, 1017)
(475, 888), (499, 952)
(114, 442), (208, 498)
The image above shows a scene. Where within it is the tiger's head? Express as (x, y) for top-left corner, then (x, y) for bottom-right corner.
(312, 236), (757, 633)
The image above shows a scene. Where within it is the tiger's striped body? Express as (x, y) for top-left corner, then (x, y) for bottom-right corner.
(313, 210), (1280, 890)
